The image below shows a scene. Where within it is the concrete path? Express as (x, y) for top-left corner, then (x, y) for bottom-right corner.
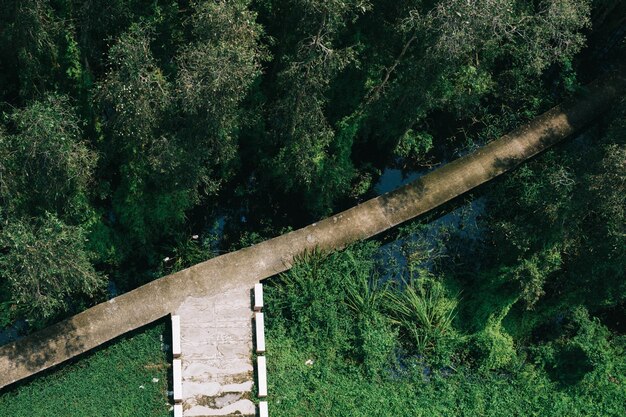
(1, 70), (624, 390)
(177, 287), (256, 416)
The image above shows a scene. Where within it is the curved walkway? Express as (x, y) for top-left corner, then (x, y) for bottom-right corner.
(1, 71), (624, 390)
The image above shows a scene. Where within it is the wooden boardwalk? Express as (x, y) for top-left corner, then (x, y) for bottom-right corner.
(177, 287), (256, 416)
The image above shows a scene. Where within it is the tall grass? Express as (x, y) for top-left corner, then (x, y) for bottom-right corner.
(344, 251), (389, 317)
(385, 274), (458, 354)
(264, 242), (626, 416)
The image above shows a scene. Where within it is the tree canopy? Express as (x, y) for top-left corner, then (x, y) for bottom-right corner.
(0, 0), (624, 413)
(0, 0), (623, 347)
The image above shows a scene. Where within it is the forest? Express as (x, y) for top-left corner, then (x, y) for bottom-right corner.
(0, 0), (625, 415)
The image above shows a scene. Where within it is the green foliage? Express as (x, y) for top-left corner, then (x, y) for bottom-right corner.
(261, 0), (369, 214)
(357, 313), (397, 379)
(0, 95), (104, 324)
(0, 300), (13, 329)
(526, 0), (592, 73)
(157, 234), (216, 277)
(480, 99), (626, 317)
(438, 65), (495, 112)
(9, 0), (63, 100)
(0, 214), (105, 323)
(344, 251), (387, 317)
(266, 243), (626, 416)
(394, 129), (433, 164)
(385, 274), (458, 356)
(176, 0), (266, 194)
(96, 22), (190, 268)
(300, 114), (361, 216)
(269, 248), (365, 352)
(530, 307), (622, 388)
(98, 23), (171, 148)
(0, 95), (97, 223)
(470, 305), (517, 371)
(503, 247), (563, 309)
(75, 0), (153, 72)
(0, 323), (170, 417)
(355, 0), (591, 166)
(425, 0), (590, 74)
(177, 0), (264, 116)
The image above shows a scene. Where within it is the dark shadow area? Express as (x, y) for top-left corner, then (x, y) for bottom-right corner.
(0, 317), (84, 388)
(378, 176), (427, 219)
(531, 315), (567, 345)
(249, 287), (256, 312)
(546, 345), (594, 388)
(250, 287), (262, 356)
(164, 314), (175, 408)
(595, 303), (626, 335)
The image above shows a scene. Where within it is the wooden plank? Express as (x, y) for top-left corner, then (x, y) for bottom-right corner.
(173, 359), (183, 403)
(254, 283), (264, 311)
(171, 315), (181, 358)
(257, 355), (267, 398)
(173, 404), (183, 417)
(255, 312), (266, 354)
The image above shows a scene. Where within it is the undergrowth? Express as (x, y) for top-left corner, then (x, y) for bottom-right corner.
(264, 242), (626, 416)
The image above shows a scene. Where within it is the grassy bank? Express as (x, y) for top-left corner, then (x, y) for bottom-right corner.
(264, 243), (626, 416)
(0, 323), (170, 417)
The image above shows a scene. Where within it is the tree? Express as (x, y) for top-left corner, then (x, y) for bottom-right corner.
(355, 0), (591, 165)
(96, 23), (183, 266)
(0, 95), (104, 323)
(464, 98), (625, 326)
(0, 215), (105, 323)
(261, 0), (370, 216)
(94, 3), (265, 281)
(175, 0), (265, 196)
(0, 0), (94, 103)
(0, 94), (97, 223)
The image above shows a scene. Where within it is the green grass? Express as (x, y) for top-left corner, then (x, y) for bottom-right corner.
(264, 243), (626, 417)
(267, 339), (626, 416)
(0, 322), (171, 417)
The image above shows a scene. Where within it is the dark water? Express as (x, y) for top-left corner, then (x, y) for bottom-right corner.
(0, 320), (27, 345)
(374, 168), (426, 195)
(210, 215), (227, 252)
(373, 166), (485, 279)
(107, 279), (118, 298)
